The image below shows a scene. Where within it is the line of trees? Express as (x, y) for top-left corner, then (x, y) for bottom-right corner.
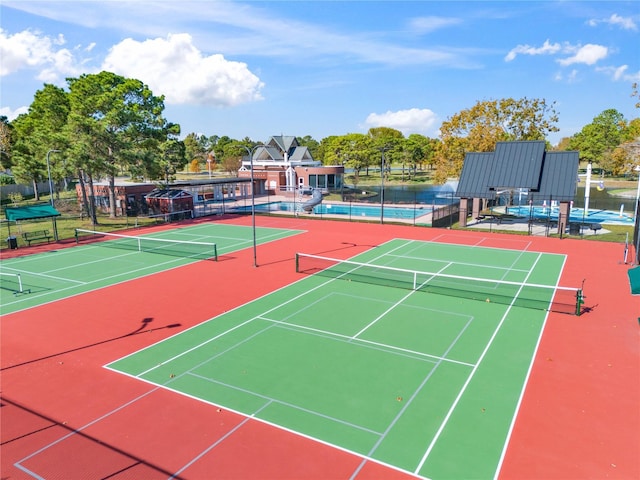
(1, 71), (183, 224)
(1, 72), (639, 220)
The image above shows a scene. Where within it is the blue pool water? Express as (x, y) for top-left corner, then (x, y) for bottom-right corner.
(506, 206), (634, 225)
(235, 202), (432, 220)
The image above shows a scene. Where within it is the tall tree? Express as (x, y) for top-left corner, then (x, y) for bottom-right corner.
(568, 109), (626, 165)
(404, 134), (436, 176)
(184, 132), (209, 170)
(67, 71), (170, 218)
(368, 127), (404, 178)
(0, 116), (13, 171)
(434, 97), (559, 183)
(9, 84), (69, 200)
(321, 134), (372, 185)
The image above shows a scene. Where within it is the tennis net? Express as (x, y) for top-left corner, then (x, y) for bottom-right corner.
(75, 229), (218, 261)
(295, 253), (583, 315)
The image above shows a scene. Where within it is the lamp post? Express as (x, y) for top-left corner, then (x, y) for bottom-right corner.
(241, 145), (266, 267)
(378, 146), (390, 224)
(634, 165), (640, 224)
(207, 151), (215, 179)
(46, 149), (60, 206)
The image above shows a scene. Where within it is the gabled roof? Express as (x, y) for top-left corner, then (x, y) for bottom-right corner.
(529, 151), (579, 202)
(491, 141), (545, 190)
(455, 152), (496, 199)
(269, 135), (298, 154)
(145, 189), (192, 199)
(243, 136), (318, 167)
(455, 141), (579, 202)
(288, 146), (312, 162)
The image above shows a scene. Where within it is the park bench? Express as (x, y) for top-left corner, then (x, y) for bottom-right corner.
(22, 230), (52, 246)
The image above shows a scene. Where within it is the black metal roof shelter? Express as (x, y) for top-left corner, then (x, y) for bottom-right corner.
(455, 141), (579, 202)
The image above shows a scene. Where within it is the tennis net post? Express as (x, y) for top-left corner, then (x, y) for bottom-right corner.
(295, 252), (584, 316)
(0, 272), (30, 295)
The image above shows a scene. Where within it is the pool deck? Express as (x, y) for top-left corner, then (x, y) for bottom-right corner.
(251, 196), (626, 234)
(466, 217), (610, 235)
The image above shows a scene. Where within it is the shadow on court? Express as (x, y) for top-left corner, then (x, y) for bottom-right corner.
(256, 241), (380, 267)
(0, 396), (186, 480)
(0, 317), (181, 372)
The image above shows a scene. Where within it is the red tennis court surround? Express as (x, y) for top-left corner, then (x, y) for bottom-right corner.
(1, 215), (638, 479)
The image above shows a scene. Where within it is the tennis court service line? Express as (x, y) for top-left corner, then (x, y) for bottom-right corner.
(258, 315), (473, 367)
(4, 250), (207, 312)
(349, 285), (478, 480)
(413, 252), (544, 476)
(352, 261), (455, 339)
(188, 370), (383, 436)
(148, 318), (386, 436)
(0, 266), (86, 285)
(130, 238), (414, 377)
(386, 252), (533, 276)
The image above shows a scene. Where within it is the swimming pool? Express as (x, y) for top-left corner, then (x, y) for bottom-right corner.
(235, 202), (433, 220)
(506, 206), (634, 225)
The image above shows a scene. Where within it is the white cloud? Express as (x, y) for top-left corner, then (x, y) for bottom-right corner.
(596, 64), (640, 82)
(0, 28), (92, 81)
(409, 16), (463, 34)
(557, 44), (608, 66)
(0, 105), (29, 120)
(588, 14), (637, 31)
(554, 69), (579, 83)
(101, 33), (264, 107)
(504, 39), (561, 62)
(505, 40), (610, 68)
(364, 108), (438, 136)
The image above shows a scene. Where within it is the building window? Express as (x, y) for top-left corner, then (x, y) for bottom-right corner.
(309, 175), (317, 188)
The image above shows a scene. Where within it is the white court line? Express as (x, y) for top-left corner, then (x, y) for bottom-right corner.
(188, 372), (383, 436)
(0, 266), (86, 285)
(492, 254), (568, 480)
(260, 316), (473, 367)
(386, 253), (532, 274)
(413, 252), (544, 476)
(2, 250), (209, 313)
(349, 296), (477, 480)
(352, 259), (455, 339)
(131, 238), (413, 377)
(14, 387), (161, 479)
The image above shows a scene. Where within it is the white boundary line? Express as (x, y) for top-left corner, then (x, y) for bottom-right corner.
(491, 254), (568, 479)
(413, 252), (544, 476)
(1, 225), (304, 315)
(95, 237), (558, 479)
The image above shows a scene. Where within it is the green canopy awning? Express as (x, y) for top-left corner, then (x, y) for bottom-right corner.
(5, 204), (61, 221)
(629, 266), (640, 295)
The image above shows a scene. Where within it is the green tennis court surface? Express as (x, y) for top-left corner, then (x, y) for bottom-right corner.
(0, 224), (302, 315)
(107, 239), (570, 479)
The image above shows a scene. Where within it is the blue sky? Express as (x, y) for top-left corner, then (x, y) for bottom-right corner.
(1, 1), (638, 145)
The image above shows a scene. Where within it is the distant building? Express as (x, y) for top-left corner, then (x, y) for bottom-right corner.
(145, 188), (194, 216)
(75, 181), (156, 216)
(238, 136), (344, 194)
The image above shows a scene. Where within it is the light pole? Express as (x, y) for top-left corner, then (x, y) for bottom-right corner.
(46, 149), (60, 206)
(634, 165), (640, 224)
(207, 151), (215, 179)
(240, 145), (266, 267)
(378, 146), (390, 224)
